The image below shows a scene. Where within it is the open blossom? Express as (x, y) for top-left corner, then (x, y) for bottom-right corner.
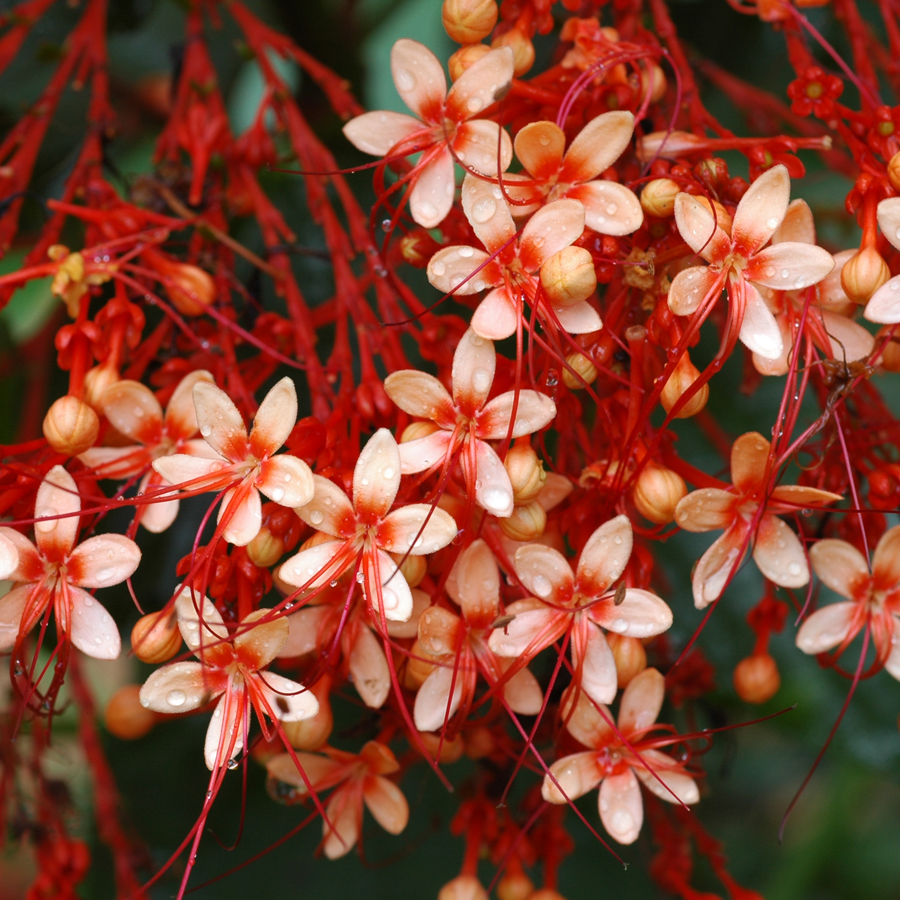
(667, 164), (834, 360)
(79, 370), (217, 532)
(489, 516), (672, 706)
(0, 466), (140, 660)
(152, 377), (314, 546)
(863, 198), (900, 323)
(427, 176), (599, 340)
(139, 590), (318, 769)
(281, 429), (457, 622)
(675, 432), (842, 608)
(542, 669), (699, 844)
(342, 39), (514, 228)
(797, 526), (900, 673)
(384, 327), (556, 518)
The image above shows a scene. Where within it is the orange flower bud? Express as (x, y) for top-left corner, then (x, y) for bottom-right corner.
(607, 632), (647, 688)
(636, 60), (667, 104)
(281, 676), (333, 750)
(733, 653), (780, 704)
(404, 639), (436, 689)
(400, 420), (441, 443)
(633, 463), (688, 524)
(419, 731), (466, 764)
(540, 246), (597, 308)
(841, 246), (890, 304)
(43, 395), (100, 456)
(492, 27), (534, 77)
(418, 606), (462, 657)
(640, 178), (680, 218)
(562, 351), (599, 390)
(497, 500), (547, 541)
(247, 526), (286, 568)
(661, 352), (709, 418)
(464, 724), (496, 759)
(442, 0), (498, 44)
(392, 551), (427, 588)
(504, 444), (546, 504)
(696, 196), (733, 237)
(877, 326), (900, 372)
(131, 610), (182, 664)
(889, 152), (900, 192)
(439, 875), (489, 900)
(496, 870), (535, 900)
(104, 685), (157, 740)
(165, 262), (216, 317)
(83, 364), (119, 411)
(448, 43), (492, 81)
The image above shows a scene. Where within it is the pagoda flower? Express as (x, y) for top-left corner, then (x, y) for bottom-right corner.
(751, 201), (873, 377)
(413, 539), (543, 733)
(0, 466), (140, 660)
(542, 669), (699, 845)
(667, 163), (835, 360)
(385, 328), (556, 519)
(266, 740), (408, 859)
(674, 432), (843, 609)
(862, 198), (900, 324)
(152, 377), (314, 546)
(342, 39), (514, 228)
(139, 589), (318, 770)
(281, 429), (457, 623)
(489, 516), (672, 707)
(796, 525), (900, 673)
(78, 370), (218, 533)
(502, 112), (644, 236)
(426, 175), (601, 341)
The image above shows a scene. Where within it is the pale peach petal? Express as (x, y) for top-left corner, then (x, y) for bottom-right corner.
(873, 524), (900, 589)
(590, 588), (672, 639)
(818, 249), (855, 311)
(633, 749), (699, 804)
(0, 585), (32, 650)
(342, 110), (423, 156)
(519, 199), (584, 272)
(414, 663), (465, 731)
(561, 111), (635, 182)
(77, 446), (145, 479)
(883, 621), (900, 680)
(34, 465), (80, 559)
(391, 39), (447, 121)
(250, 377), (297, 456)
(752, 516), (808, 588)
(732, 164), (789, 255)
(363, 776), (409, 835)
(138, 472), (180, 534)
(769, 484), (843, 508)
(795, 600), (858, 654)
(514, 121), (565, 180)
(257, 454), (314, 508)
(552, 299), (603, 334)
(471, 287), (518, 340)
(731, 431), (770, 495)
(445, 45), (514, 122)
(752, 316), (793, 377)
(193, 382), (249, 461)
(673, 194), (730, 262)
(452, 327), (496, 410)
(542, 751), (604, 803)
(739, 282), (784, 360)
(538, 472), (573, 511)
(0, 532), (18, 580)
(667, 265), (722, 316)
(397, 430), (454, 475)
(380, 504), (457, 555)
(577, 515), (633, 596)
(233, 609), (289, 669)
(573, 621), (617, 705)
(322, 791), (360, 859)
(409, 149), (456, 228)
(446, 539), (499, 626)
(877, 196), (900, 252)
(810, 539), (868, 599)
(295, 475), (354, 536)
(692, 526), (748, 609)
(479, 390), (556, 439)
(0, 528), (41, 583)
(386, 588), (430, 639)
(384, 371), (454, 421)
(819, 310), (874, 363)
(599, 769), (643, 844)
(618, 667), (664, 734)
(501, 663), (543, 715)
(267, 751), (344, 791)
(68, 534), (140, 588)
(772, 199), (816, 245)
(278, 604), (334, 657)
(175, 587), (229, 654)
(514, 544), (574, 602)
(350, 625), (391, 708)
(204, 693), (245, 770)
(452, 119), (513, 175)
(100, 380), (163, 444)
(746, 242), (834, 291)
(566, 180), (643, 236)
(473, 440), (515, 517)
(151, 453), (226, 487)
(675, 488), (736, 532)
(354, 429), (401, 519)
(67, 586), (121, 660)
(488, 599), (564, 657)
(366, 549), (413, 622)
(139, 660), (223, 713)
(561, 686), (614, 748)
(863, 275), (900, 324)
(256, 671), (319, 722)
(164, 369), (214, 438)
(219, 484), (262, 546)
(461, 174), (515, 253)
(280, 540), (348, 591)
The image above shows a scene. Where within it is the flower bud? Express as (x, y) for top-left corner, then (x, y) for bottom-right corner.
(540, 246), (597, 308)
(633, 463), (688, 524)
(877, 326), (900, 372)
(660, 353), (708, 418)
(43, 395), (100, 456)
(442, 0), (498, 44)
(281, 676), (333, 750)
(640, 178), (680, 218)
(131, 610), (182, 663)
(496, 870), (534, 900)
(400, 420), (441, 443)
(492, 27), (534, 77)
(696, 197), (733, 237)
(419, 731), (466, 763)
(505, 444), (546, 504)
(391, 551), (427, 588)
(83, 364), (119, 411)
(607, 632), (647, 688)
(404, 639), (435, 689)
(464, 724), (496, 759)
(733, 653), (780, 704)
(498, 500), (546, 541)
(439, 875), (490, 900)
(562, 351), (599, 390)
(104, 685), (157, 740)
(448, 43), (492, 81)
(841, 246), (890, 304)
(418, 606), (461, 657)
(247, 526), (286, 568)
(889, 151), (900, 192)
(637, 60), (667, 104)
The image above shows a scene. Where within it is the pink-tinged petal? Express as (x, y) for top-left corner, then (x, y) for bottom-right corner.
(233, 608), (289, 669)
(390, 39), (446, 121)
(151, 453), (226, 488)
(747, 242), (834, 291)
(739, 282), (784, 360)
(384, 370), (454, 422)
(218, 485), (262, 546)
(591, 588), (672, 639)
(772, 198), (816, 245)
(488, 598), (565, 657)
(415, 663), (465, 731)
(0, 532), (18, 579)
(409, 149), (456, 228)
(322, 792), (360, 859)
(380, 503), (457, 555)
(445, 45), (514, 122)
(205, 693), (245, 770)
(542, 751), (604, 803)
(809, 539), (868, 599)
(561, 686), (614, 748)
(577, 515), (633, 595)
(452, 327), (496, 410)
(877, 196), (900, 252)
(633, 749), (699, 804)
(795, 600), (858, 654)
(461, 174), (515, 253)
(100, 380), (163, 444)
(675, 488), (736, 533)
(354, 429), (401, 519)
(257, 454), (314, 508)
(34, 466), (80, 559)
(366, 549), (413, 623)
(472, 440), (515, 517)
(175, 587), (228, 652)
(139, 474), (180, 534)
(769, 484), (843, 508)
(819, 310), (874, 363)
(364, 776), (409, 835)
(863, 275), (900, 324)
(673, 194), (730, 262)
(561, 111), (635, 182)
(164, 370), (214, 438)
(753, 516), (808, 588)
(0, 528), (42, 583)
(573, 622), (618, 705)
(692, 527), (748, 609)
(599, 769), (643, 844)
(667, 265), (722, 316)
(884, 622), (900, 681)
(453, 119), (513, 175)
(752, 316), (793, 377)
(470, 287), (518, 340)
(446, 539), (499, 627)
(280, 540), (348, 591)
(349, 625), (391, 708)
(513, 543), (574, 602)
(479, 390), (556, 440)
(515, 121), (565, 180)
(619, 667), (665, 734)
(192, 382), (249, 461)
(250, 377), (297, 457)
(397, 430), (453, 475)
(342, 110), (424, 156)
(566, 180), (643, 237)
(818, 249), (855, 311)
(0, 585), (32, 650)
(386, 588), (430, 639)
(731, 431), (770, 495)
(873, 524), (900, 589)
(67, 586), (121, 660)
(502, 663), (543, 715)
(519, 200), (584, 271)
(552, 300), (603, 334)
(296, 475), (355, 536)
(267, 751), (344, 792)
(77, 446), (146, 479)
(732, 164), (790, 254)
(256, 671), (319, 722)
(279, 604), (334, 657)
(68, 534), (140, 588)
(139, 660), (222, 713)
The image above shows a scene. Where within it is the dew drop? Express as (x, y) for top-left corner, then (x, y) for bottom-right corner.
(532, 574), (552, 597)
(383, 467), (395, 479)
(473, 368), (491, 392)
(466, 96), (484, 113)
(482, 487), (512, 513)
(309, 509), (324, 525)
(766, 217), (779, 229)
(382, 586), (399, 610)
(432, 260), (447, 277)
(458, 246), (474, 258)
(227, 757), (240, 770)
(418, 200), (437, 219)
(167, 689), (187, 707)
(200, 424), (212, 437)
(395, 68), (417, 92)
(471, 197), (497, 224)
(270, 487), (285, 502)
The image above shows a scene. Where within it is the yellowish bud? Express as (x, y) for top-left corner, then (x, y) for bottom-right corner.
(442, 0), (498, 44)
(165, 262), (216, 317)
(640, 178), (680, 218)
(281, 676), (333, 750)
(540, 246), (597, 308)
(83, 364), (119, 411)
(131, 610), (182, 664)
(633, 463), (688, 524)
(696, 196), (733, 237)
(496, 871), (535, 900)
(504, 444), (546, 504)
(247, 527), (286, 568)
(497, 500), (546, 541)
(391, 551), (427, 588)
(104, 685), (156, 740)
(841, 246), (890, 304)
(404, 639), (435, 690)
(491, 27), (534, 77)
(448, 43), (492, 81)
(43, 395), (100, 456)
(438, 875), (489, 900)
(607, 632), (648, 688)
(733, 653), (780, 704)
(660, 353), (708, 419)
(400, 420), (441, 443)
(877, 326), (900, 372)
(562, 351), (599, 390)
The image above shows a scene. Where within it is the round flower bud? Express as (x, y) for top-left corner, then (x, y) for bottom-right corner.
(464, 724), (496, 759)
(640, 178), (680, 218)
(442, 0), (498, 44)
(733, 653), (780, 704)
(419, 731), (466, 763)
(562, 351), (599, 390)
(498, 500), (547, 542)
(633, 463), (688, 524)
(505, 444), (546, 504)
(607, 632), (647, 688)
(400, 420), (441, 443)
(540, 246), (597, 308)
(104, 685), (157, 740)
(247, 527), (286, 568)
(877, 326), (900, 372)
(660, 352), (708, 419)
(162, 262), (214, 317)
(392, 551), (427, 588)
(841, 246), (890, 304)
(696, 197), (733, 237)
(439, 875), (490, 900)
(281, 676), (333, 750)
(889, 151), (900, 192)
(131, 610), (182, 663)
(404, 639), (435, 690)
(496, 870), (534, 900)
(638, 60), (667, 104)
(83, 364), (119, 411)
(43, 395), (100, 456)
(492, 27), (534, 77)
(449, 43), (492, 81)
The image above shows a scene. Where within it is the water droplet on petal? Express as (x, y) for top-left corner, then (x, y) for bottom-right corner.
(471, 197), (497, 224)
(467, 96), (483, 113)
(395, 68), (416, 92)
(482, 487), (512, 513)
(532, 574), (552, 597)
(200, 425), (212, 437)
(167, 689), (187, 707)
(766, 217), (779, 229)
(432, 260), (446, 277)
(310, 509), (324, 525)
(270, 487), (285, 502)
(458, 246), (474, 258)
